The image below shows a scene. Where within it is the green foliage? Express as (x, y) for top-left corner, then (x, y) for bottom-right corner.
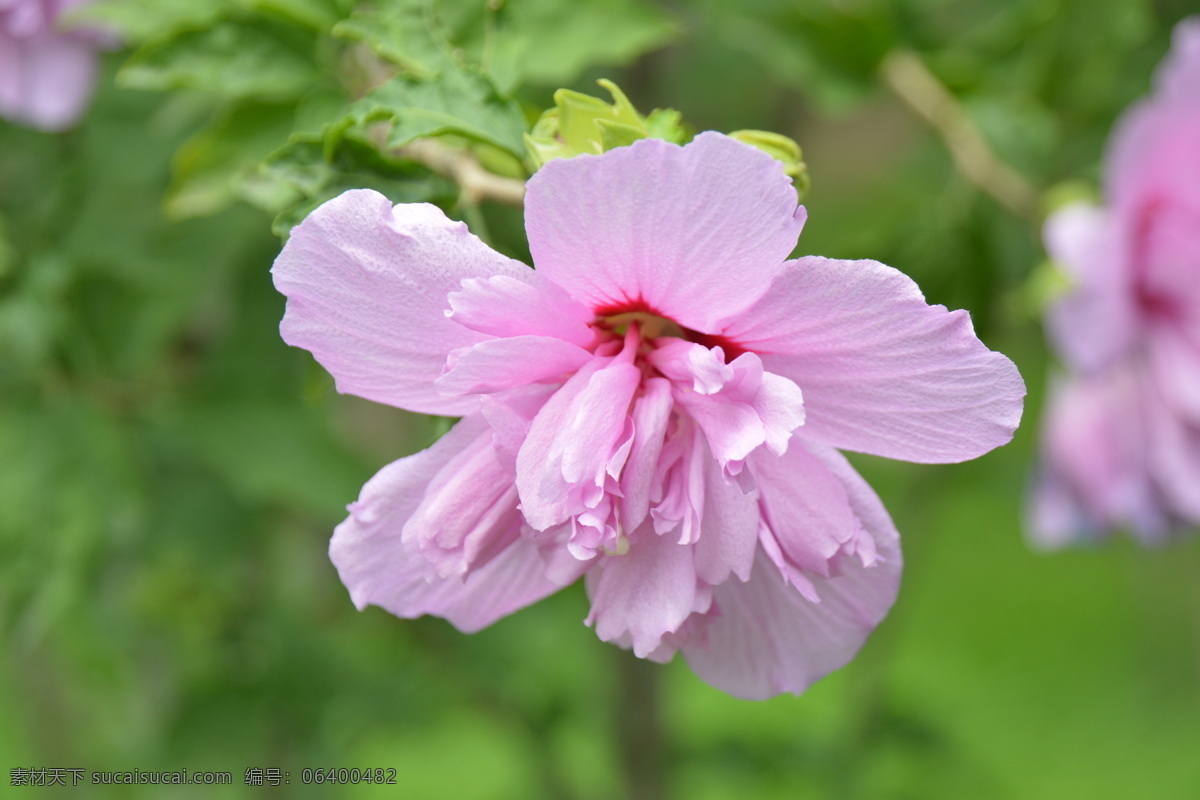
(96, 0), (675, 226)
(75, 0), (240, 44)
(495, 0), (678, 89)
(332, 1), (458, 79)
(333, 0), (677, 92)
(165, 101), (300, 220)
(119, 19), (323, 100)
(342, 69), (527, 156)
(249, 133), (455, 236)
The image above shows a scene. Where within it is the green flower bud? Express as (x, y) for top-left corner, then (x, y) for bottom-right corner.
(728, 130), (809, 198)
(525, 79), (688, 170)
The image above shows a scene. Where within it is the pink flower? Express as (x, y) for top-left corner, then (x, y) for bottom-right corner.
(272, 133), (1024, 699)
(1032, 19), (1200, 546)
(0, 0), (107, 131)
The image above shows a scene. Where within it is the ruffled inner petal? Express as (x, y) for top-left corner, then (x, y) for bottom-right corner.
(447, 273), (596, 347)
(400, 424), (525, 579)
(693, 454), (760, 585)
(585, 523), (713, 658)
(515, 334), (641, 550)
(437, 335), (593, 396)
(680, 439), (902, 700)
(330, 416), (565, 633)
(618, 377), (674, 532)
(648, 339), (804, 473)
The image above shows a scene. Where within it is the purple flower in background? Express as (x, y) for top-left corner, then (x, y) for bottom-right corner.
(1032, 19), (1200, 546)
(273, 133), (1024, 699)
(0, 0), (107, 131)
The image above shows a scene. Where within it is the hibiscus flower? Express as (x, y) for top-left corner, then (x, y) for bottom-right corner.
(1031, 19), (1200, 546)
(272, 132), (1024, 699)
(0, 0), (108, 131)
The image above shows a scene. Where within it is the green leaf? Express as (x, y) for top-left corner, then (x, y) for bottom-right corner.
(119, 19), (321, 100)
(165, 102), (300, 220)
(248, 133), (455, 237)
(334, 0), (677, 93)
(237, 0), (353, 31)
(333, 0), (449, 78)
(345, 69), (527, 157)
(498, 0), (678, 87)
(72, 0), (238, 43)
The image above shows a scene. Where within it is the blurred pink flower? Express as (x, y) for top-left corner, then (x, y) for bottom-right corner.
(1033, 19), (1200, 546)
(273, 133), (1024, 699)
(0, 0), (108, 131)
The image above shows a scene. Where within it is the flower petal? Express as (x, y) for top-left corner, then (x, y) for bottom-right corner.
(649, 340), (804, 470)
(400, 421), (523, 579)
(0, 29), (97, 131)
(478, 384), (556, 472)
(1043, 204), (1136, 372)
(693, 455), (759, 585)
(330, 416), (563, 632)
(516, 347), (640, 531)
(1149, 323), (1200, 425)
(682, 440), (901, 700)
(585, 525), (712, 658)
(1108, 22), (1200, 224)
(436, 335), (593, 396)
(1030, 370), (1167, 545)
(720, 256), (1025, 463)
(1156, 17), (1200, 103)
(525, 132), (805, 332)
(751, 442), (861, 581)
(618, 377), (674, 531)
(447, 274), (596, 347)
(272, 190), (533, 415)
(1145, 379), (1200, 524)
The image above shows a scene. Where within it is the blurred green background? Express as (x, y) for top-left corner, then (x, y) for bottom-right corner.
(2, 0), (1198, 797)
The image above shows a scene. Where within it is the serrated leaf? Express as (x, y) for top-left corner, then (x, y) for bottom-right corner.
(119, 20), (320, 100)
(250, 134), (454, 237)
(335, 0), (675, 93)
(346, 69), (527, 157)
(333, 0), (448, 78)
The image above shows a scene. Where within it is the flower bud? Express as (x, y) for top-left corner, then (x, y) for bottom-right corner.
(728, 130), (809, 198)
(525, 79), (688, 169)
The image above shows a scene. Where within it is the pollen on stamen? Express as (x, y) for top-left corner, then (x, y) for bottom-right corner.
(602, 529), (631, 556)
(599, 311), (685, 340)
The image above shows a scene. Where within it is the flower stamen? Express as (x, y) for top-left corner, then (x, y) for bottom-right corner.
(600, 311), (685, 340)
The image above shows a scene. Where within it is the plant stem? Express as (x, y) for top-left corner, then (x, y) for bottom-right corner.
(613, 650), (666, 800)
(399, 138), (526, 207)
(882, 50), (1040, 223)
